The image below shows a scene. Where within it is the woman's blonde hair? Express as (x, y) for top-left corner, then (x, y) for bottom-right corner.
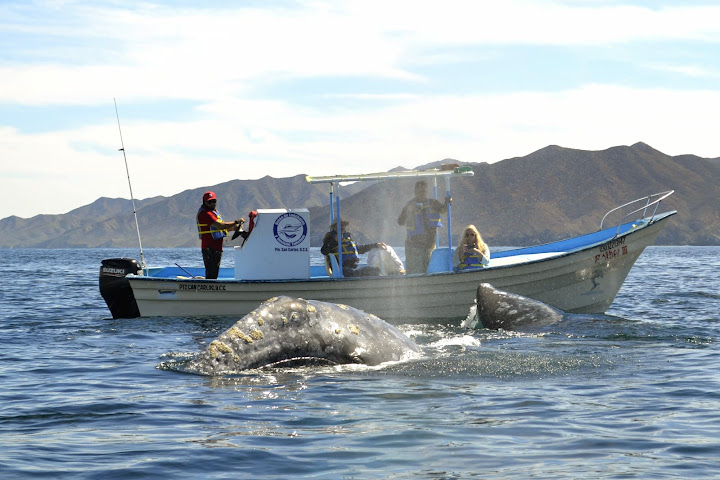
(458, 224), (486, 250)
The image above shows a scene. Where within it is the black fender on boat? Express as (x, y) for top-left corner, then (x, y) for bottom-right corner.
(99, 258), (141, 319)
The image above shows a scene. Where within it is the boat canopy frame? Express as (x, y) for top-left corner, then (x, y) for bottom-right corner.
(306, 165), (475, 277)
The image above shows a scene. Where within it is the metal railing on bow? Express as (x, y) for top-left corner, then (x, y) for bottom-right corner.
(600, 190), (675, 237)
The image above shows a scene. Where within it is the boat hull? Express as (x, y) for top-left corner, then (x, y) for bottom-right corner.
(123, 212), (674, 322)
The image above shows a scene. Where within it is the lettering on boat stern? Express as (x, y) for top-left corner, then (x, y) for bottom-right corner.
(178, 283), (227, 291)
(594, 237), (628, 264)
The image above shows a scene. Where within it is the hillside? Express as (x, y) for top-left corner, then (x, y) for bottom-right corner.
(307, 142), (717, 247)
(1, 143), (718, 248)
(0, 175), (367, 248)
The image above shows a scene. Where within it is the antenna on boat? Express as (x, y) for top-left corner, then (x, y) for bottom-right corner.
(113, 98), (146, 271)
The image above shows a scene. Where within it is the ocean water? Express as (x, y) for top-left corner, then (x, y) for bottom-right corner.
(1, 246), (719, 479)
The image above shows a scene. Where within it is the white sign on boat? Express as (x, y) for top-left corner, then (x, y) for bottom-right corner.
(234, 209), (310, 281)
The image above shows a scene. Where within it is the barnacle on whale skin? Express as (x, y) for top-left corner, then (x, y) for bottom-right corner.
(227, 327), (254, 344)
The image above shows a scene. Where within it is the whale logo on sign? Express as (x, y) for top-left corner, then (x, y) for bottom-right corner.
(273, 212), (307, 247)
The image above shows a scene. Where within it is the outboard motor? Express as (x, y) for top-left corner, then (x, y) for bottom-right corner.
(99, 258), (142, 319)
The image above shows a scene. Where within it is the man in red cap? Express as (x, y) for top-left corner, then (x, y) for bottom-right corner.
(196, 191), (243, 279)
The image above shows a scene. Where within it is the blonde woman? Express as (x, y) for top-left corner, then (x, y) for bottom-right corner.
(454, 225), (490, 270)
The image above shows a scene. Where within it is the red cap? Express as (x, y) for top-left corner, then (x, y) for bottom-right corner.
(203, 191), (217, 202)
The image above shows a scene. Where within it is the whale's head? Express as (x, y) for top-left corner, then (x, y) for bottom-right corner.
(187, 296), (419, 375)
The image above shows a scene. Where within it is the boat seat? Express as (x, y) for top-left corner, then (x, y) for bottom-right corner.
(426, 247), (453, 273)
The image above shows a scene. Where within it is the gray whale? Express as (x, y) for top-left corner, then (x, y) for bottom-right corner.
(465, 283), (564, 330)
(187, 296), (419, 375)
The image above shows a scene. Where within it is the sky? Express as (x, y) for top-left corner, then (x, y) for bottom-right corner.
(2, 0), (720, 220)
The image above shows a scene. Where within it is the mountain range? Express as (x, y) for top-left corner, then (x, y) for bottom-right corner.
(1, 142), (718, 248)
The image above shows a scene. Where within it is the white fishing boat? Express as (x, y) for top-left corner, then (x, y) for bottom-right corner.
(99, 166), (675, 323)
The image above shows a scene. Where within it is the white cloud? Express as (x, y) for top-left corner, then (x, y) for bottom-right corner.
(646, 63), (720, 78)
(4, 1), (720, 106)
(1, 0), (720, 219)
(4, 83), (719, 219)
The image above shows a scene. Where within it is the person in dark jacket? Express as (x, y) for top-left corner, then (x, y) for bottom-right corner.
(321, 220), (387, 277)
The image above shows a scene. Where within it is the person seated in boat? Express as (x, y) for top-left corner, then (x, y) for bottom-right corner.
(321, 220), (389, 277)
(454, 224), (490, 270)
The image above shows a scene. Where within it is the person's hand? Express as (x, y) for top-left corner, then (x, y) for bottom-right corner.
(234, 218), (244, 229)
